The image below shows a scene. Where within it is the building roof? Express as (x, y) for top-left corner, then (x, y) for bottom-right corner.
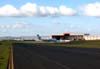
(52, 34), (64, 36)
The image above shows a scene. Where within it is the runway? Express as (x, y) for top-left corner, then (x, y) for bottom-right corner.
(13, 43), (100, 69)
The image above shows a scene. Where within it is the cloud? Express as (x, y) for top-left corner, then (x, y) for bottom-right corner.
(38, 6), (59, 16)
(81, 2), (100, 16)
(21, 3), (76, 16)
(38, 6), (48, 16)
(20, 3), (38, 16)
(0, 22), (30, 29)
(13, 22), (29, 28)
(46, 7), (59, 15)
(59, 5), (76, 16)
(0, 5), (20, 16)
(0, 2), (76, 16)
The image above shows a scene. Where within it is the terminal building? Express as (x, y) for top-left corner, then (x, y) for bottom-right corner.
(52, 33), (100, 41)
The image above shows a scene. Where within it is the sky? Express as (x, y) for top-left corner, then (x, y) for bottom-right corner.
(0, 0), (100, 36)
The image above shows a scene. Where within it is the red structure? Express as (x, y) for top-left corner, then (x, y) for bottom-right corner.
(52, 32), (85, 41)
(52, 33), (70, 40)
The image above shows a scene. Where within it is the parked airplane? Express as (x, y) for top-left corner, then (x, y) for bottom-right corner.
(36, 34), (58, 42)
(36, 34), (71, 43)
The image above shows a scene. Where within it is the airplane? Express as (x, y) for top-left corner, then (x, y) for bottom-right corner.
(36, 34), (58, 42)
(36, 34), (71, 43)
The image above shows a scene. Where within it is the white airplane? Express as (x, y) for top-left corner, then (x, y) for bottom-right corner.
(36, 34), (71, 43)
(36, 34), (58, 42)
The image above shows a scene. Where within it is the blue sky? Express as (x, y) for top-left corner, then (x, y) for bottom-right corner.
(0, 0), (100, 36)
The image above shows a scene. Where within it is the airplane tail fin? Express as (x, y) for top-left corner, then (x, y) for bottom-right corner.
(37, 34), (41, 40)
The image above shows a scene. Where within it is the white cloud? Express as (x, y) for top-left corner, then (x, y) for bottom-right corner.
(39, 5), (76, 16)
(39, 6), (47, 16)
(12, 22), (29, 28)
(81, 2), (100, 16)
(0, 5), (20, 16)
(46, 7), (59, 15)
(0, 22), (29, 29)
(0, 3), (76, 16)
(59, 5), (76, 16)
(20, 3), (38, 16)
(38, 6), (59, 16)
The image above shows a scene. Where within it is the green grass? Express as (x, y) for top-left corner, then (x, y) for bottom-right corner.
(0, 41), (12, 69)
(34, 40), (100, 48)
(62, 40), (100, 48)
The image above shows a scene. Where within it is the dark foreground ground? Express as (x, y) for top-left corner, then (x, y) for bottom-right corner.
(13, 43), (100, 69)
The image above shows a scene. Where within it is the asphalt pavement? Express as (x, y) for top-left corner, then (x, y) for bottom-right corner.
(13, 43), (100, 69)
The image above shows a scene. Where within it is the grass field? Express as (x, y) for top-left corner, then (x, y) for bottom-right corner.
(57, 40), (100, 48)
(0, 41), (12, 69)
(32, 40), (100, 48)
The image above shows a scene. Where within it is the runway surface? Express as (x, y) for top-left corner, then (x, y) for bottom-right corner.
(13, 43), (100, 69)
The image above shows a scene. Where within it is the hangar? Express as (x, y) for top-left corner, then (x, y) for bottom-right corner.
(52, 33), (84, 41)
